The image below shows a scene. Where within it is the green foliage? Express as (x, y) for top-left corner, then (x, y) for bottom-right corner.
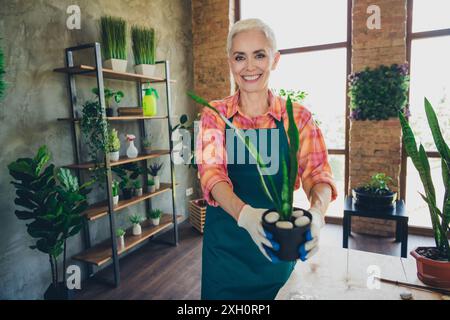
(113, 163), (145, 190)
(129, 214), (143, 225)
(100, 16), (127, 60)
(133, 179), (142, 189)
(80, 100), (109, 161)
(142, 136), (152, 148)
(399, 98), (450, 260)
(131, 26), (156, 65)
(359, 173), (393, 195)
(275, 88), (307, 103)
(8, 146), (91, 286)
(147, 178), (155, 186)
(148, 162), (163, 176)
(116, 228), (125, 237)
(107, 128), (121, 152)
(147, 208), (162, 219)
(187, 91), (300, 221)
(349, 64), (410, 120)
(92, 87), (124, 108)
(112, 180), (119, 197)
(0, 38), (5, 99)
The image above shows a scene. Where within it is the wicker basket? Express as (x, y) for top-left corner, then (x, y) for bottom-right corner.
(188, 198), (207, 234)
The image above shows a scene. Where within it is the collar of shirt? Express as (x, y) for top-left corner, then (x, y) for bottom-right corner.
(226, 89), (282, 122)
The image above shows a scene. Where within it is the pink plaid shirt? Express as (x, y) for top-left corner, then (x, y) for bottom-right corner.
(196, 89), (338, 207)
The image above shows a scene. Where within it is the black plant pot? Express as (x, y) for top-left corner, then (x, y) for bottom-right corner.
(122, 188), (134, 200)
(105, 107), (114, 117)
(44, 282), (74, 300)
(262, 208), (312, 261)
(352, 188), (397, 209)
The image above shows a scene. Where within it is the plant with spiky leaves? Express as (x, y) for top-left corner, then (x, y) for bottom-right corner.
(131, 26), (156, 65)
(399, 98), (450, 261)
(100, 16), (127, 60)
(188, 92), (300, 221)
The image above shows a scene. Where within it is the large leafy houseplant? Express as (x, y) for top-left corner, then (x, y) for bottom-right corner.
(8, 146), (92, 298)
(399, 98), (449, 262)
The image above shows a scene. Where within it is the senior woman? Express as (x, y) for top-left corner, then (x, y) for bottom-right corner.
(196, 18), (338, 300)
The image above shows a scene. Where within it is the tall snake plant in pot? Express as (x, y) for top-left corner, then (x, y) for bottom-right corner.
(188, 92), (312, 261)
(399, 98), (450, 288)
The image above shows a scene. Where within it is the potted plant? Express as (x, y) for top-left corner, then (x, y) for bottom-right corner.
(131, 26), (156, 76)
(147, 209), (163, 226)
(399, 98), (450, 288)
(129, 214), (143, 236)
(119, 176), (133, 200)
(116, 228), (125, 248)
(112, 180), (119, 206)
(126, 134), (138, 159)
(100, 16), (128, 73)
(148, 162), (163, 190)
(147, 178), (156, 193)
(188, 92), (311, 261)
(107, 128), (121, 162)
(80, 99), (109, 163)
(92, 87), (124, 117)
(8, 146), (92, 300)
(142, 136), (152, 154)
(133, 179), (143, 197)
(352, 173), (397, 208)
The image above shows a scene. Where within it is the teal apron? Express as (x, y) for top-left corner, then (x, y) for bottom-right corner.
(201, 116), (296, 300)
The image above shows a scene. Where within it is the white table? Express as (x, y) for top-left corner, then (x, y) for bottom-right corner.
(276, 246), (445, 300)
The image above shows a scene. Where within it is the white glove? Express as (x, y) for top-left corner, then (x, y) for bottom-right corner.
(237, 205), (276, 262)
(296, 207), (324, 261)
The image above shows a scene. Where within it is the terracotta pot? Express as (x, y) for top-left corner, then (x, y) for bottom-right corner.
(261, 208), (312, 261)
(411, 247), (450, 288)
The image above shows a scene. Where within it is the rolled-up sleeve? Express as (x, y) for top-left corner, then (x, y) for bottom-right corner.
(296, 112), (338, 202)
(196, 104), (233, 206)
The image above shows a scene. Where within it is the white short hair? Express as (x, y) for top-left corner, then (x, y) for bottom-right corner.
(227, 18), (277, 56)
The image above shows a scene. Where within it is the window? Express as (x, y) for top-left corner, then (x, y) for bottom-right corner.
(405, 0), (450, 227)
(238, 0), (350, 217)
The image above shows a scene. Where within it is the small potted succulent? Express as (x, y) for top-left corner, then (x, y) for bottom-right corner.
(147, 209), (163, 226)
(100, 16), (128, 73)
(133, 179), (143, 197)
(142, 136), (152, 154)
(131, 26), (156, 76)
(120, 176), (134, 200)
(189, 92), (311, 261)
(92, 87), (124, 117)
(108, 128), (121, 162)
(112, 180), (120, 206)
(352, 173), (397, 208)
(129, 214), (143, 236)
(147, 178), (156, 193)
(116, 228), (125, 248)
(148, 162), (163, 190)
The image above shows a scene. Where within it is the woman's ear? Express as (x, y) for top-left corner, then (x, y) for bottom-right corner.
(271, 51), (281, 70)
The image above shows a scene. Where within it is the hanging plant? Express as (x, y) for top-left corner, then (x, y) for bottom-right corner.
(348, 63), (410, 121)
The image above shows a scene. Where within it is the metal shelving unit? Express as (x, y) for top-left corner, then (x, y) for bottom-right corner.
(54, 42), (179, 287)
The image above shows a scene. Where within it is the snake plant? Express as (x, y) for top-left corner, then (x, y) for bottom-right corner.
(188, 92), (299, 221)
(399, 98), (450, 260)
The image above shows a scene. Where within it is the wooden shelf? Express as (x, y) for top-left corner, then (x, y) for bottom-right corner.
(64, 150), (170, 170)
(83, 183), (173, 221)
(53, 65), (176, 83)
(73, 214), (182, 266)
(58, 116), (168, 122)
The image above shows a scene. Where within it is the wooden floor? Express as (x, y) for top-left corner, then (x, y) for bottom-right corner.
(75, 220), (435, 300)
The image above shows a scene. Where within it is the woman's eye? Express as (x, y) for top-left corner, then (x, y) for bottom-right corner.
(256, 53), (266, 59)
(235, 56), (245, 61)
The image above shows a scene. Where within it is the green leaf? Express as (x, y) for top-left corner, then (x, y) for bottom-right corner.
(424, 98), (450, 164)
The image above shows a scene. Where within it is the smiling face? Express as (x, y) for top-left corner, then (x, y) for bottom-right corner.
(228, 29), (280, 94)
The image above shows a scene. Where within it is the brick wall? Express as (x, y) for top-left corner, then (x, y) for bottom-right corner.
(350, 0), (407, 237)
(191, 0), (235, 102)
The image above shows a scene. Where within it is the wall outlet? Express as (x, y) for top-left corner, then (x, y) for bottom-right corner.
(186, 187), (194, 197)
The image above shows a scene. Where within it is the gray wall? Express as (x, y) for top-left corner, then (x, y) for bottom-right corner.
(0, 0), (198, 299)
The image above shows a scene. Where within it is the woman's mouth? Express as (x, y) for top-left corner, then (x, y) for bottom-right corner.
(241, 74), (262, 83)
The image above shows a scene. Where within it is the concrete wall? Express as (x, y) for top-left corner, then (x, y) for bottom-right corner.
(0, 0), (196, 299)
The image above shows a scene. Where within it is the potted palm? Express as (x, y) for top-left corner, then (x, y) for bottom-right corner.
(352, 173), (397, 208)
(116, 228), (125, 248)
(399, 98), (450, 288)
(92, 87), (124, 117)
(133, 179), (143, 197)
(8, 146), (92, 299)
(188, 92), (312, 261)
(100, 16), (128, 73)
(147, 209), (163, 226)
(148, 162), (163, 190)
(129, 214), (143, 236)
(131, 26), (156, 76)
(107, 128), (121, 162)
(112, 180), (120, 206)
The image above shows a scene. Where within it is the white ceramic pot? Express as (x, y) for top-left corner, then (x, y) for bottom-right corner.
(153, 176), (160, 190)
(135, 188), (143, 197)
(134, 64), (156, 77)
(109, 151), (120, 162)
(113, 195), (119, 206)
(103, 59), (128, 73)
(151, 218), (160, 226)
(118, 236), (125, 248)
(149, 185), (156, 193)
(132, 224), (142, 236)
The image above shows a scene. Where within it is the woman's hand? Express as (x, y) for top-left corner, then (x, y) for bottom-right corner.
(298, 207), (324, 261)
(237, 205), (280, 262)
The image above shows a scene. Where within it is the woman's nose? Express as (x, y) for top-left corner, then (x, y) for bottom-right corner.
(246, 58), (256, 71)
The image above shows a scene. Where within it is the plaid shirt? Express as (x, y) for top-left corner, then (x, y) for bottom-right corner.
(196, 89), (338, 207)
